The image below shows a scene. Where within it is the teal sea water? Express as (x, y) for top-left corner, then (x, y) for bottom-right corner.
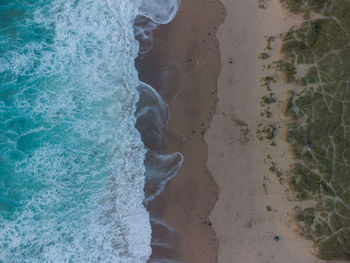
(0, 0), (179, 262)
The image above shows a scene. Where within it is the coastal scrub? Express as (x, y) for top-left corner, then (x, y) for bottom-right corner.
(280, 0), (350, 260)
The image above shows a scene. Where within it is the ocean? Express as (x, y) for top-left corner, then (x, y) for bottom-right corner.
(0, 0), (180, 262)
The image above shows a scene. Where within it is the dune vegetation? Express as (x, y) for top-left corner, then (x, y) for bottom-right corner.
(279, 0), (350, 260)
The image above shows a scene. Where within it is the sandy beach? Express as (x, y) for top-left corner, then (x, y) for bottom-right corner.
(207, 0), (332, 262)
(137, 0), (224, 261)
(151, 0), (225, 261)
(6, 0), (349, 261)
(141, 0), (348, 262)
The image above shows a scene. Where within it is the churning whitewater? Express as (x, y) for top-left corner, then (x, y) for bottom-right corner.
(0, 0), (179, 262)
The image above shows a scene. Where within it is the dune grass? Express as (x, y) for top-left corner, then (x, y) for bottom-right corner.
(280, 0), (350, 260)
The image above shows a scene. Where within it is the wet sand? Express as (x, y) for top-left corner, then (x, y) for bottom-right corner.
(137, 0), (225, 262)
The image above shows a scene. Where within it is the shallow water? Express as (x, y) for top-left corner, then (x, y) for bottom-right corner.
(0, 0), (180, 262)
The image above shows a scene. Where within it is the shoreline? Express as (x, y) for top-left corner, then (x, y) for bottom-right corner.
(137, 0), (344, 262)
(137, 0), (225, 261)
(157, 0), (225, 260)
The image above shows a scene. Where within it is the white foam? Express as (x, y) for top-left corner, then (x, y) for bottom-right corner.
(0, 0), (165, 262)
(139, 0), (180, 24)
(1, 0), (181, 261)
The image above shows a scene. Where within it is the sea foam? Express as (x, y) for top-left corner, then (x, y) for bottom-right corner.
(0, 0), (179, 262)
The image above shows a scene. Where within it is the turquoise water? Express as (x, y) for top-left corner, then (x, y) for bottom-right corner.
(0, 0), (154, 262)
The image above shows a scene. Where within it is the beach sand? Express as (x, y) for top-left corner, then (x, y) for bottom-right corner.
(138, 0), (225, 262)
(207, 0), (327, 262)
(151, 0), (225, 261)
(141, 0), (346, 262)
